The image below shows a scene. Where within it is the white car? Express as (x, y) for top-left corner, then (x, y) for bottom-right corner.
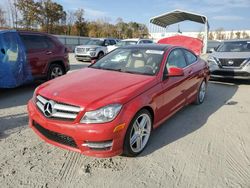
(75, 38), (117, 61)
(107, 38), (154, 52)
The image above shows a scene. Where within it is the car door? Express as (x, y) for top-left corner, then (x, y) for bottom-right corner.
(182, 49), (201, 103)
(159, 48), (190, 120)
(19, 34), (50, 77)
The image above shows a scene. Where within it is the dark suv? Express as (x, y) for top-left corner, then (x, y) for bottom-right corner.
(18, 31), (70, 80)
(0, 30), (69, 88)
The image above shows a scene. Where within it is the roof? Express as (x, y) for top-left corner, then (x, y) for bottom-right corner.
(150, 9), (209, 28)
(222, 39), (250, 42)
(121, 44), (171, 51)
(122, 38), (140, 42)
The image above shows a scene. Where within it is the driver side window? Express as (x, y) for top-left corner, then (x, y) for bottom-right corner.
(166, 49), (187, 70)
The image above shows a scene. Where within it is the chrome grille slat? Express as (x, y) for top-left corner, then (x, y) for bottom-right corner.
(36, 101), (44, 112)
(54, 103), (81, 113)
(37, 95), (47, 104)
(36, 95), (80, 121)
(53, 112), (77, 119)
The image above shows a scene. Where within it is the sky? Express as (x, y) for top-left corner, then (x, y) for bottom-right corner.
(2, 0), (250, 32)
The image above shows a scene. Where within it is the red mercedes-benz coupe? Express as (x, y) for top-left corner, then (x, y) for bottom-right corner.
(28, 44), (210, 157)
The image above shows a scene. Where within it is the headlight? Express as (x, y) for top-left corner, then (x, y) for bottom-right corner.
(32, 87), (39, 103)
(207, 56), (219, 65)
(89, 48), (97, 51)
(242, 58), (250, 66)
(80, 104), (122, 124)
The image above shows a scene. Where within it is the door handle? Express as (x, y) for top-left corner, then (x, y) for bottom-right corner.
(46, 51), (52, 55)
(188, 70), (193, 75)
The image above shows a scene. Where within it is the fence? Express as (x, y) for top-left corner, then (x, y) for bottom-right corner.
(54, 35), (90, 52)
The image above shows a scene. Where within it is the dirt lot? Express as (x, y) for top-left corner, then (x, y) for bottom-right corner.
(0, 54), (250, 188)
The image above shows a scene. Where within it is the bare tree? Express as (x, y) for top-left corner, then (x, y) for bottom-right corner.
(7, 0), (19, 28)
(242, 31), (249, 39)
(230, 30), (234, 39)
(235, 31), (241, 39)
(0, 6), (6, 27)
(66, 10), (75, 35)
(208, 32), (214, 40)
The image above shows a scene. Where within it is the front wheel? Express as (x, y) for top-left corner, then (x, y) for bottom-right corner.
(123, 109), (152, 157)
(97, 52), (104, 60)
(194, 80), (207, 105)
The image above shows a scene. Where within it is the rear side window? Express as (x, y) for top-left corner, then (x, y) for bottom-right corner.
(183, 49), (197, 65)
(20, 35), (50, 50)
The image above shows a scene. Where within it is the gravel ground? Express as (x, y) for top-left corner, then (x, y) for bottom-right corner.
(0, 54), (250, 188)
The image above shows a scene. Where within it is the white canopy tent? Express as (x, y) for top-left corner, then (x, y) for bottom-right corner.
(149, 10), (209, 54)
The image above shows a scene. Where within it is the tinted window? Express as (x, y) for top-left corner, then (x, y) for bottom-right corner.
(109, 40), (116, 45)
(183, 49), (197, 65)
(167, 49), (187, 69)
(142, 40), (153, 44)
(20, 35), (49, 50)
(104, 40), (110, 46)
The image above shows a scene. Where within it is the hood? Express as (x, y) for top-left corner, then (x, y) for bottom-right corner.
(76, 45), (101, 48)
(211, 52), (250, 59)
(38, 68), (157, 110)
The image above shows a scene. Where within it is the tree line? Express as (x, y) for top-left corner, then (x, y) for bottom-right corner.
(0, 0), (149, 38)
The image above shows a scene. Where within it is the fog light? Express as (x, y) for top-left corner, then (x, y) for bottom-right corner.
(82, 140), (113, 150)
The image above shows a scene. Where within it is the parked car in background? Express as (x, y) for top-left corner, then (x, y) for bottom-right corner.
(208, 39), (250, 80)
(75, 38), (117, 62)
(28, 44), (209, 158)
(107, 38), (154, 52)
(19, 31), (70, 80)
(0, 30), (69, 88)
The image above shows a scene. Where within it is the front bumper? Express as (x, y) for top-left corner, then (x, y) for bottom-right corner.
(27, 100), (127, 158)
(209, 63), (250, 80)
(75, 52), (97, 62)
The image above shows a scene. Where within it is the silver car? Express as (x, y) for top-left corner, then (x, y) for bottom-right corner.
(208, 39), (250, 80)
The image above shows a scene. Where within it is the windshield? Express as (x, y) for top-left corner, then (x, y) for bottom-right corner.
(217, 41), (250, 52)
(86, 39), (104, 46)
(116, 41), (137, 47)
(90, 48), (164, 76)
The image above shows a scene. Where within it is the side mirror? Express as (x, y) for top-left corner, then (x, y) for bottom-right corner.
(1, 48), (5, 55)
(168, 67), (184, 77)
(208, 48), (215, 53)
(91, 59), (96, 64)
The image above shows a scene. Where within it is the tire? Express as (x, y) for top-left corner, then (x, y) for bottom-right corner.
(123, 109), (152, 157)
(47, 64), (65, 80)
(194, 80), (207, 105)
(97, 52), (104, 60)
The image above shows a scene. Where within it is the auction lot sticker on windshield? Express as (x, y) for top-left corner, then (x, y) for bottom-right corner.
(146, 50), (164, 55)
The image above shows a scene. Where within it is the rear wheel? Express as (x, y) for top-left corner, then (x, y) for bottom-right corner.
(194, 80), (207, 105)
(123, 109), (152, 157)
(47, 64), (65, 80)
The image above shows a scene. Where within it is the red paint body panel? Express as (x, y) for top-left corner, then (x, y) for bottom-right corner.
(27, 46), (210, 157)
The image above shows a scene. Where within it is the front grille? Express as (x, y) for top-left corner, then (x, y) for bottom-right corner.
(36, 95), (81, 121)
(76, 48), (89, 53)
(219, 58), (245, 67)
(33, 121), (78, 148)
